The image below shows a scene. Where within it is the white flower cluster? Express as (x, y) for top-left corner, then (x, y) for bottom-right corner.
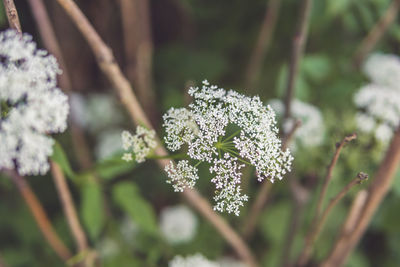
(0, 30), (68, 175)
(69, 93), (123, 133)
(163, 80), (292, 215)
(159, 205), (198, 244)
(169, 253), (220, 267)
(354, 53), (400, 142)
(269, 99), (325, 149)
(121, 126), (157, 163)
(95, 129), (124, 160)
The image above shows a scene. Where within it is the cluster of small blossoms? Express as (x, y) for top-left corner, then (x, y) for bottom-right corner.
(0, 30), (69, 175)
(121, 126), (157, 163)
(354, 53), (400, 142)
(169, 253), (219, 267)
(269, 99), (325, 149)
(95, 129), (124, 160)
(159, 205), (198, 244)
(163, 80), (293, 215)
(69, 93), (124, 133)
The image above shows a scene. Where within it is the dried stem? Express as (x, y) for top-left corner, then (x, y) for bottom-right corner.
(1, 1), (72, 262)
(242, 119), (301, 239)
(50, 161), (88, 253)
(0, 252), (8, 267)
(245, 0), (281, 89)
(279, 178), (309, 267)
(284, 0), (313, 119)
(353, 0), (400, 67)
(55, 0), (257, 265)
(6, 170), (72, 261)
(321, 190), (368, 267)
(315, 133), (357, 218)
(297, 173), (368, 266)
(1, 0), (21, 33)
(242, 181), (272, 239)
(119, 0), (158, 125)
(322, 128), (400, 267)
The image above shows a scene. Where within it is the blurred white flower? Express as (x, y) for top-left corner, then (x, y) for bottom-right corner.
(363, 53), (400, 90)
(169, 253), (219, 267)
(354, 58), (400, 142)
(97, 238), (119, 259)
(121, 126), (157, 163)
(218, 257), (247, 267)
(69, 93), (123, 133)
(120, 216), (139, 246)
(269, 99), (325, 149)
(160, 205), (198, 244)
(95, 129), (124, 160)
(0, 30), (68, 175)
(163, 81), (292, 215)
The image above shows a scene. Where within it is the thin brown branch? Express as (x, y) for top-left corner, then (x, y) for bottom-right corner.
(119, 0), (158, 125)
(6, 170), (72, 261)
(0, 252), (8, 267)
(322, 190), (368, 267)
(279, 178), (309, 267)
(284, 0), (313, 119)
(55, 0), (257, 265)
(50, 161), (88, 253)
(297, 173), (368, 266)
(26, 0), (93, 170)
(242, 119), (301, 239)
(315, 133), (357, 218)
(321, 127), (400, 267)
(353, 0), (400, 67)
(1, 0), (21, 33)
(242, 181), (272, 239)
(245, 0), (281, 89)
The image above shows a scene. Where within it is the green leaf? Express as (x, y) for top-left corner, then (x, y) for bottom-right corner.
(81, 181), (105, 240)
(51, 141), (76, 180)
(94, 155), (137, 180)
(302, 55), (332, 82)
(112, 182), (158, 235)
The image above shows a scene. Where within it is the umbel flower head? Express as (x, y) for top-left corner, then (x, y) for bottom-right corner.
(163, 80), (293, 215)
(0, 30), (69, 175)
(354, 53), (400, 142)
(269, 98), (325, 149)
(121, 125), (157, 163)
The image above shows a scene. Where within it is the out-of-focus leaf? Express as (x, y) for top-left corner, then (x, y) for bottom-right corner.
(112, 182), (158, 235)
(51, 141), (76, 180)
(81, 181), (105, 240)
(302, 55), (332, 82)
(276, 65), (310, 101)
(327, 0), (352, 17)
(93, 155), (137, 180)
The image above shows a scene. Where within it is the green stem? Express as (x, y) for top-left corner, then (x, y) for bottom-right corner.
(147, 153), (186, 160)
(223, 129), (241, 143)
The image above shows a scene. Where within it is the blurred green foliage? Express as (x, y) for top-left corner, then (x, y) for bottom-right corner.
(1, 0), (400, 266)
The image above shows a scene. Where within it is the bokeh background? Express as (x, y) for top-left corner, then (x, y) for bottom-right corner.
(1, 0), (400, 266)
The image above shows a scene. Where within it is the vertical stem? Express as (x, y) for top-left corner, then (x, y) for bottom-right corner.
(120, 0), (158, 125)
(353, 0), (400, 67)
(245, 0), (281, 89)
(8, 171), (72, 261)
(315, 134), (357, 218)
(26, 0), (94, 170)
(322, 128), (400, 266)
(50, 161), (88, 253)
(284, 0), (313, 119)
(297, 175), (366, 266)
(2, 0), (21, 33)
